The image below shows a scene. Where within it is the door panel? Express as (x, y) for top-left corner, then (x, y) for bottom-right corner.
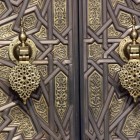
(80, 0), (140, 140)
(0, 0), (79, 140)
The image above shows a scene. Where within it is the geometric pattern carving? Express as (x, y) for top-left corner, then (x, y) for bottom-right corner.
(37, 65), (48, 78)
(53, 43), (68, 60)
(55, 71), (68, 120)
(109, 93), (125, 124)
(108, 24), (122, 38)
(108, 64), (120, 78)
(88, 42), (104, 61)
(0, 66), (11, 80)
(53, 0), (67, 32)
(35, 25), (47, 39)
(118, 11), (132, 28)
(29, 0), (45, 9)
(89, 71), (103, 121)
(0, 115), (4, 124)
(0, 2), (7, 16)
(0, 23), (17, 40)
(0, 133), (8, 140)
(0, 88), (8, 106)
(88, 0), (102, 31)
(122, 105), (140, 137)
(23, 13), (37, 30)
(0, 46), (9, 60)
(110, 0), (126, 8)
(9, 106), (37, 139)
(33, 95), (48, 123)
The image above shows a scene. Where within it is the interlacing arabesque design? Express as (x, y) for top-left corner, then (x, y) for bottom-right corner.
(83, 0), (140, 139)
(55, 71), (68, 120)
(122, 106), (140, 136)
(89, 71), (103, 121)
(0, 0), (74, 139)
(9, 106), (37, 138)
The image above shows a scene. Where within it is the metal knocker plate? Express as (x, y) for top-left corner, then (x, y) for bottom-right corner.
(118, 16), (140, 102)
(119, 61), (140, 102)
(8, 19), (40, 104)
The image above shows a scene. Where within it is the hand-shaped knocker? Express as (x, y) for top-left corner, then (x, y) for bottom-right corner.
(9, 19), (40, 104)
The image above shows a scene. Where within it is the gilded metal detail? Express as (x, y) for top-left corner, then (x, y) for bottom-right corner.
(88, 0), (102, 31)
(9, 19), (40, 104)
(118, 11), (132, 28)
(0, 88), (8, 106)
(108, 64), (120, 78)
(9, 37), (37, 64)
(23, 13), (37, 30)
(55, 71), (68, 120)
(33, 95), (48, 123)
(53, 43), (68, 60)
(37, 65), (48, 78)
(53, 0), (67, 32)
(9, 106), (37, 139)
(109, 94), (125, 124)
(35, 25), (47, 39)
(0, 22), (17, 40)
(0, 115), (4, 124)
(0, 46), (9, 60)
(89, 71), (103, 121)
(0, 66), (11, 80)
(110, 0), (126, 8)
(0, 133), (8, 140)
(9, 64), (40, 104)
(29, 0), (44, 8)
(119, 61), (140, 102)
(122, 105), (140, 136)
(118, 16), (140, 102)
(88, 42), (104, 61)
(108, 24), (121, 38)
(0, 2), (7, 16)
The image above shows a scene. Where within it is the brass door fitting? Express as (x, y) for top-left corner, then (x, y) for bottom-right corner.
(8, 19), (40, 104)
(118, 16), (140, 102)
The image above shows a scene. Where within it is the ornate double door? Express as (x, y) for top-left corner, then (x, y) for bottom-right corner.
(0, 0), (140, 140)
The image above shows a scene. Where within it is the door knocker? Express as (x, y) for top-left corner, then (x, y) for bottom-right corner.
(8, 19), (40, 104)
(118, 16), (140, 102)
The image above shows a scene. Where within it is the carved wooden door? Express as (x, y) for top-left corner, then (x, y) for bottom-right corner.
(0, 0), (80, 140)
(80, 0), (140, 140)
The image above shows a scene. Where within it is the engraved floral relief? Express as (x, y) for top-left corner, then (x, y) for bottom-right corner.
(110, 0), (126, 8)
(108, 24), (122, 38)
(0, 88), (8, 106)
(88, 42), (104, 61)
(35, 25), (47, 39)
(122, 106), (140, 136)
(0, 2), (7, 16)
(109, 94), (125, 124)
(53, 0), (67, 32)
(9, 106), (37, 139)
(55, 71), (68, 120)
(33, 95), (49, 123)
(0, 23), (17, 40)
(53, 43), (68, 60)
(89, 71), (103, 121)
(118, 11), (132, 28)
(88, 0), (102, 31)
(23, 13), (37, 30)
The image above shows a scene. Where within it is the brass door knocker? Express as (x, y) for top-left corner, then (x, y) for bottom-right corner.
(118, 16), (140, 102)
(9, 19), (40, 104)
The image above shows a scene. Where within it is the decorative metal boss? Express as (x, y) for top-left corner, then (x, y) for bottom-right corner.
(118, 16), (140, 102)
(8, 19), (40, 104)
